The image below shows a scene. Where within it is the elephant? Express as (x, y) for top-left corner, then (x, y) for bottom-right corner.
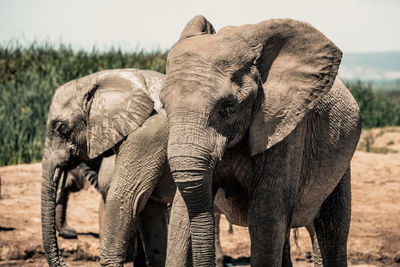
(55, 164), (86, 239)
(41, 68), (166, 266)
(159, 15), (362, 267)
(55, 157), (102, 239)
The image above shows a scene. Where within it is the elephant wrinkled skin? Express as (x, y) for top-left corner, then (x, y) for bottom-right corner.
(160, 15), (362, 267)
(41, 69), (167, 266)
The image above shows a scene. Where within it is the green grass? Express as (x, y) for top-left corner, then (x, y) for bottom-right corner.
(1, 43), (400, 166)
(346, 80), (400, 129)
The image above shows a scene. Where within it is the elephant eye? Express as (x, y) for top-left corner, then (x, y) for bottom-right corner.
(53, 120), (70, 138)
(68, 144), (77, 157)
(219, 102), (235, 119)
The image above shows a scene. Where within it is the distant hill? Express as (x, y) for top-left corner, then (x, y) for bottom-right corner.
(339, 52), (400, 90)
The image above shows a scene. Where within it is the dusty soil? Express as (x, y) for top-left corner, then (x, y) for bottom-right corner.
(0, 127), (399, 266)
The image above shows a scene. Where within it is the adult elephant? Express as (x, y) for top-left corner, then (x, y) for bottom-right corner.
(160, 15), (362, 267)
(41, 68), (166, 266)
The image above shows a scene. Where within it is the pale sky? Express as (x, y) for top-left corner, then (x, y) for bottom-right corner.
(0, 0), (399, 53)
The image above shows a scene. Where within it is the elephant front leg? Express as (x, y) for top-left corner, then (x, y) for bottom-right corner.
(248, 120), (305, 266)
(55, 172), (83, 239)
(249, 193), (292, 267)
(313, 167), (351, 267)
(100, 187), (137, 267)
(137, 199), (169, 267)
(55, 187), (78, 239)
(99, 157), (162, 266)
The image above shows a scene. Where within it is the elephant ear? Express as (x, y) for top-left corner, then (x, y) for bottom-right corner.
(247, 19), (342, 156)
(85, 72), (154, 159)
(179, 15), (216, 40)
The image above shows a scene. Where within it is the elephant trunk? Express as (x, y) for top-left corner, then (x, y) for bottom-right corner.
(41, 147), (66, 267)
(167, 111), (227, 267)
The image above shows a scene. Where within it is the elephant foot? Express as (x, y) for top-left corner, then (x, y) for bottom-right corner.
(58, 225), (78, 239)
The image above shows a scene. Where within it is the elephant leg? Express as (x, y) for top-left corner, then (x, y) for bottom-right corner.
(313, 167), (351, 267)
(214, 212), (224, 267)
(248, 120), (304, 266)
(249, 194), (290, 266)
(137, 199), (168, 267)
(100, 180), (140, 267)
(100, 171), (161, 266)
(100, 128), (168, 266)
(282, 231), (292, 267)
(55, 177), (78, 239)
(98, 195), (139, 263)
(166, 189), (192, 267)
(55, 189), (78, 238)
(248, 168), (300, 267)
(306, 223), (323, 267)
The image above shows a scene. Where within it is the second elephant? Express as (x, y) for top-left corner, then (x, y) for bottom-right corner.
(41, 68), (166, 266)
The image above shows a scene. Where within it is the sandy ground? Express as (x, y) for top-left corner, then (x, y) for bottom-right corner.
(0, 127), (399, 266)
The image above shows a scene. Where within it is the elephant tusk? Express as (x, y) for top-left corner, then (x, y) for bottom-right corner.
(53, 167), (61, 182)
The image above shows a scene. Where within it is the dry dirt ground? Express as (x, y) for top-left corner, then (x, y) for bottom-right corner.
(0, 127), (399, 266)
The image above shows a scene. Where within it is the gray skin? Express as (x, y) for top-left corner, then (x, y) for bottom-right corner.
(93, 154), (149, 266)
(41, 68), (166, 266)
(160, 15), (362, 267)
(100, 112), (173, 267)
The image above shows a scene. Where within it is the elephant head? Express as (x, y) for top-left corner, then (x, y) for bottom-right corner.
(160, 15), (342, 266)
(41, 69), (164, 266)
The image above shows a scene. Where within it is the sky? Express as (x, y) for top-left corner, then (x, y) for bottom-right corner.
(0, 0), (399, 53)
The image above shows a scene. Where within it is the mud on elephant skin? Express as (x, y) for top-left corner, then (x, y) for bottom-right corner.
(160, 15), (362, 267)
(41, 68), (165, 266)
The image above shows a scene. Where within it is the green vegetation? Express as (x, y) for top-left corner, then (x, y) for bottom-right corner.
(345, 80), (400, 128)
(0, 43), (399, 165)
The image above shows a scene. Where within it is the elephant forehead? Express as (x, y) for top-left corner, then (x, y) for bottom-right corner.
(162, 69), (235, 108)
(169, 35), (241, 66)
(167, 42), (257, 94)
(51, 84), (81, 116)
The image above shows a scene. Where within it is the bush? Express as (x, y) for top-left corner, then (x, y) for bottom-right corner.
(346, 80), (400, 128)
